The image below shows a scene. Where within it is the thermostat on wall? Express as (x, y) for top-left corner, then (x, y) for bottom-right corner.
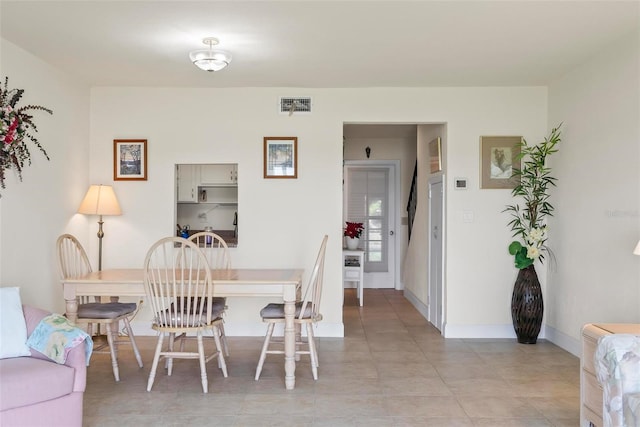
(454, 177), (467, 190)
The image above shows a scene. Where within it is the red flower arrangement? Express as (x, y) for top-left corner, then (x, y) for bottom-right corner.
(0, 77), (53, 191)
(344, 221), (364, 239)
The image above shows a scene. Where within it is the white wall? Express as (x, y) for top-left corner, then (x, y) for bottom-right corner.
(546, 30), (640, 354)
(403, 124), (445, 314)
(0, 39), (90, 311)
(89, 86), (547, 337)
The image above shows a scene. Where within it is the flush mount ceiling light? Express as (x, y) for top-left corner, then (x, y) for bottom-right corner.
(189, 37), (232, 72)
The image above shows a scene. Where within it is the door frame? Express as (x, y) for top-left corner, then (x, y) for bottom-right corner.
(428, 174), (445, 331)
(344, 160), (401, 290)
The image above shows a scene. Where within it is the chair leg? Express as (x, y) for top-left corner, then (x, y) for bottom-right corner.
(147, 333), (164, 392)
(105, 323), (120, 382)
(122, 317), (143, 368)
(196, 332), (208, 393)
(167, 332), (175, 375)
(212, 325), (228, 377)
(255, 322), (275, 380)
(219, 322), (230, 357)
(306, 323), (318, 380)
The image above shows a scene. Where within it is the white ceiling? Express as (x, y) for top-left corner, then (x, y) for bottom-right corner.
(1, 1), (638, 88)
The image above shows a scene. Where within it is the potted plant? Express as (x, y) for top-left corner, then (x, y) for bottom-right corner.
(504, 124), (561, 344)
(344, 221), (364, 250)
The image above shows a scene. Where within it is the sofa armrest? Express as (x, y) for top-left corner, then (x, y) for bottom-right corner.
(22, 305), (87, 393)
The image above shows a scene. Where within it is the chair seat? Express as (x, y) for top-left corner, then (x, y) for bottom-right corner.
(174, 296), (226, 309)
(77, 302), (137, 319)
(170, 297), (227, 319)
(260, 301), (313, 319)
(156, 298), (226, 327)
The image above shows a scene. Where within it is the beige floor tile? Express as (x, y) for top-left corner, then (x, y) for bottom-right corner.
(392, 417), (474, 426)
(83, 289), (579, 426)
(241, 394), (315, 415)
(527, 396), (581, 420)
(314, 376), (382, 395)
(456, 396), (544, 418)
(507, 379), (581, 398)
(444, 378), (515, 396)
(376, 361), (440, 379)
(314, 395), (389, 417)
(371, 350), (428, 363)
(385, 395), (467, 417)
(379, 376), (453, 396)
(233, 415), (314, 427)
(470, 418), (553, 426)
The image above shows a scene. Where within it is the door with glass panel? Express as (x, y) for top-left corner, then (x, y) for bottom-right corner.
(344, 164), (396, 288)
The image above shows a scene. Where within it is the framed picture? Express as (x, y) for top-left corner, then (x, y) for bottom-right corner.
(480, 136), (521, 189)
(263, 137), (298, 179)
(114, 139), (147, 181)
(429, 137), (442, 173)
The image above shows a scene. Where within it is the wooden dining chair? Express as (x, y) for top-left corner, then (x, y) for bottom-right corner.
(255, 235), (328, 381)
(189, 231), (231, 356)
(55, 234), (143, 381)
(143, 236), (228, 393)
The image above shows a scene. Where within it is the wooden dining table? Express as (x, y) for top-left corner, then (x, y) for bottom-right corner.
(62, 268), (304, 390)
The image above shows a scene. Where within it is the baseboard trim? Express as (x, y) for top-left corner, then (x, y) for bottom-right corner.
(403, 288), (429, 320)
(543, 324), (581, 357)
(443, 323), (520, 339)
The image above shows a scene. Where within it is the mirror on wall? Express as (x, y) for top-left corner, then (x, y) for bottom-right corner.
(175, 163), (238, 247)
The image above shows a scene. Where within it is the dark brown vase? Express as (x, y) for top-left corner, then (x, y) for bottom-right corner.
(511, 264), (543, 344)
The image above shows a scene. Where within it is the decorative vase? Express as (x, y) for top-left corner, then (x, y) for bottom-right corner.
(346, 237), (359, 250)
(511, 264), (544, 344)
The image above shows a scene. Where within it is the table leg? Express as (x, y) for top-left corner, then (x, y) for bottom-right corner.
(283, 298), (296, 390)
(295, 284), (302, 362)
(65, 297), (79, 324)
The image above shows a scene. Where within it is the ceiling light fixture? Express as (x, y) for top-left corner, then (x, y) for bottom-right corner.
(189, 37), (232, 72)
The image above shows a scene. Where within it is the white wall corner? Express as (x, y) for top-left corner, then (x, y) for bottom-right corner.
(403, 288), (429, 321)
(543, 323), (581, 357)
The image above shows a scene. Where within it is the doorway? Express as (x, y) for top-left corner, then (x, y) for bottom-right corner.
(343, 161), (399, 289)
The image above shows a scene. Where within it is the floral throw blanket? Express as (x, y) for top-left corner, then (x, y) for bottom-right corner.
(595, 334), (640, 427)
(26, 314), (93, 365)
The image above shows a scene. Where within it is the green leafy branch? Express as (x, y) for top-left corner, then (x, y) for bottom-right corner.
(504, 124), (562, 269)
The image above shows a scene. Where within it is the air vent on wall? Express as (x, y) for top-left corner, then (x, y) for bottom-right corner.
(279, 97), (312, 115)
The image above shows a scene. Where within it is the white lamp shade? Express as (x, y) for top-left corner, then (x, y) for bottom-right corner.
(78, 185), (122, 216)
(189, 49), (232, 72)
(634, 240), (640, 256)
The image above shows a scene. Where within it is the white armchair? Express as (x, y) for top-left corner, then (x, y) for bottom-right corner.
(595, 334), (640, 427)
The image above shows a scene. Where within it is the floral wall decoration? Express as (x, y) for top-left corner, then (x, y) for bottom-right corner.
(0, 77), (53, 191)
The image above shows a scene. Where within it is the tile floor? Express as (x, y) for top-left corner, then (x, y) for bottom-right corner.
(83, 289), (580, 426)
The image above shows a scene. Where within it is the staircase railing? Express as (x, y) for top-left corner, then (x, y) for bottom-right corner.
(406, 161), (417, 241)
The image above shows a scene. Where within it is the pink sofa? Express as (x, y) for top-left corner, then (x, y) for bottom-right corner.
(0, 305), (86, 426)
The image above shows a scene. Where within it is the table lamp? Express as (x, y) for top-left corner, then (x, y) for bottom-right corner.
(634, 240), (640, 256)
(78, 184), (122, 271)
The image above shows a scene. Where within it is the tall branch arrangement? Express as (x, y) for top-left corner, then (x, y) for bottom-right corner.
(504, 124), (562, 269)
(0, 77), (53, 190)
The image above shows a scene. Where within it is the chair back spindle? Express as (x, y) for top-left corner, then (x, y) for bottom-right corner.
(189, 231), (231, 270)
(144, 237), (214, 329)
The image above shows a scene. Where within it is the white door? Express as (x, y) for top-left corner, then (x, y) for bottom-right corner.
(344, 162), (397, 289)
(428, 177), (444, 331)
